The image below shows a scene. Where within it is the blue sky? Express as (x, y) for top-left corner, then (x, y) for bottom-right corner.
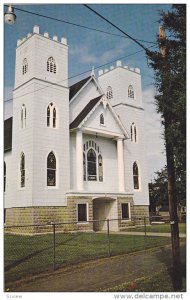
(4, 3), (171, 179)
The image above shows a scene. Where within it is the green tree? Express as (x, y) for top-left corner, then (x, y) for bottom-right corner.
(149, 168), (168, 212)
(149, 166), (185, 212)
(147, 4), (186, 205)
(147, 4), (186, 290)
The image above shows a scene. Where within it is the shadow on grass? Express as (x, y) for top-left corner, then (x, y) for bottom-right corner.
(155, 243), (186, 291)
(5, 232), (83, 272)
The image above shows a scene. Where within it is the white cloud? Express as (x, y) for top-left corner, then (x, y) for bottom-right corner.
(142, 86), (166, 180)
(70, 38), (129, 66)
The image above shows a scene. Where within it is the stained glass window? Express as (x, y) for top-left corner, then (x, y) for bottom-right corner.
(47, 151), (56, 186)
(133, 162), (139, 189)
(87, 149), (97, 181)
(20, 152), (25, 188)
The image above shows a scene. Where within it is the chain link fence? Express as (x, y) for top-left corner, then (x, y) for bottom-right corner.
(4, 217), (185, 289)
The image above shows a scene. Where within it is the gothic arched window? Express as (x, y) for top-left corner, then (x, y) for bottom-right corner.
(106, 86), (113, 99)
(98, 154), (103, 182)
(47, 103), (57, 128)
(4, 162), (6, 192)
(133, 162), (139, 189)
(20, 152), (25, 188)
(47, 57), (56, 74)
(21, 104), (26, 129)
(128, 85), (134, 99)
(22, 58), (28, 75)
(47, 151), (56, 186)
(83, 153), (86, 181)
(130, 123), (137, 142)
(83, 141), (103, 182)
(100, 113), (104, 125)
(87, 149), (97, 181)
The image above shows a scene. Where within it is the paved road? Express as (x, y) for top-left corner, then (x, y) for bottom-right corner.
(11, 244), (182, 292)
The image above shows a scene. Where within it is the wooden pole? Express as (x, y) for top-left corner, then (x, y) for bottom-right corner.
(159, 26), (182, 291)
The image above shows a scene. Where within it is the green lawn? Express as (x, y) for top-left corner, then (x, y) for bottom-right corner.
(105, 269), (186, 292)
(104, 243), (186, 292)
(4, 231), (173, 286)
(128, 223), (186, 234)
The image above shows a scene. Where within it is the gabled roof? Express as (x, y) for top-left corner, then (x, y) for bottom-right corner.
(70, 96), (102, 129)
(70, 95), (129, 139)
(4, 117), (12, 152)
(69, 76), (91, 101)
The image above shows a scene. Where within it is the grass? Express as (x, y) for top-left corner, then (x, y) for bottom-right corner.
(104, 243), (186, 292)
(4, 231), (173, 286)
(128, 223), (186, 234)
(104, 269), (186, 292)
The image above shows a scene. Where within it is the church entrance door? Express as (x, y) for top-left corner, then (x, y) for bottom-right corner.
(93, 198), (118, 231)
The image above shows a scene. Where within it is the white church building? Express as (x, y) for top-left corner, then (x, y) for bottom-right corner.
(4, 25), (149, 232)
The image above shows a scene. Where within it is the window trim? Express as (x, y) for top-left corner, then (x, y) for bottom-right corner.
(4, 162), (6, 192)
(106, 86), (113, 99)
(20, 152), (25, 188)
(100, 113), (105, 125)
(77, 203), (89, 223)
(21, 104), (26, 129)
(128, 85), (134, 99)
(47, 151), (57, 187)
(22, 58), (28, 75)
(121, 203), (131, 221)
(130, 123), (137, 143)
(47, 56), (57, 74)
(83, 140), (103, 182)
(47, 103), (58, 129)
(133, 161), (140, 190)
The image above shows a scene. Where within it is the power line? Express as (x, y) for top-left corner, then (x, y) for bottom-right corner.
(4, 4), (157, 45)
(83, 4), (151, 52)
(4, 44), (157, 103)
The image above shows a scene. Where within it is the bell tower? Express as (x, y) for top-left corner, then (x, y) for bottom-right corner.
(9, 25), (70, 212)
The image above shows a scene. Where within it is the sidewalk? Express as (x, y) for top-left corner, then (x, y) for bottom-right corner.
(110, 231), (186, 238)
(10, 243), (185, 292)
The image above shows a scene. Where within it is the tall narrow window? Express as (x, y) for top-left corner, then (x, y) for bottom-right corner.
(133, 162), (139, 189)
(107, 86), (113, 99)
(47, 57), (56, 74)
(100, 113), (104, 125)
(53, 107), (56, 128)
(47, 151), (56, 186)
(47, 106), (50, 127)
(21, 104), (26, 128)
(4, 162), (6, 192)
(128, 85), (134, 99)
(134, 125), (137, 142)
(20, 152), (25, 188)
(83, 141), (103, 182)
(83, 152), (86, 181)
(87, 149), (97, 181)
(22, 58), (28, 75)
(78, 204), (87, 222)
(121, 203), (130, 220)
(47, 103), (57, 128)
(130, 123), (137, 142)
(98, 155), (103, 182)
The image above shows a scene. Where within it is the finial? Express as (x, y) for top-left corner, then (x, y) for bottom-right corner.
(91, 66), (95, 76)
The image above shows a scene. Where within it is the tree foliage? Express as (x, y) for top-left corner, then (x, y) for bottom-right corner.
(147, 4), (186, 205)
(149, 166), (186, 212)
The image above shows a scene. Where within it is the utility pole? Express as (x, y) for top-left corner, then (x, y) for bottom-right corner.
(159, 26), (182, 291)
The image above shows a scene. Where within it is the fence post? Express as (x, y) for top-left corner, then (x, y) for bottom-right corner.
(52, 222), (56, 271)
(144, 217), (147, 236)
(107, 219), (111, 257)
